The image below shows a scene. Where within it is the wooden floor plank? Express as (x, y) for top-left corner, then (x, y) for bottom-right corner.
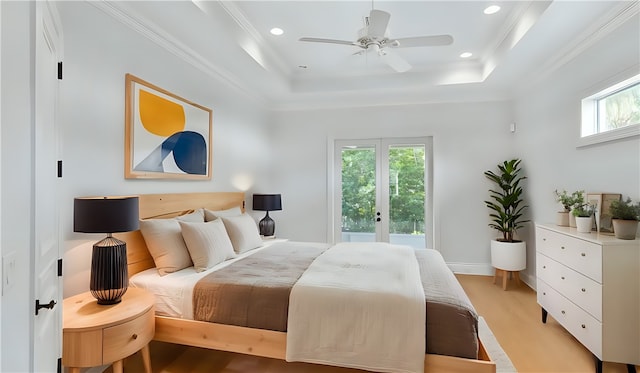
(108, 274), (638, 373)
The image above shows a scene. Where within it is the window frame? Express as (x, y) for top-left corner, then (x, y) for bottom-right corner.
(579, 72), (640, 147)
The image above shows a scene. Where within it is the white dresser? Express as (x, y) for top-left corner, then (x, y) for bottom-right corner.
(535, 223), (639, 372)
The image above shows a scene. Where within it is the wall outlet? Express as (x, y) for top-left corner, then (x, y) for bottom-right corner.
(2, 252), (17, 295)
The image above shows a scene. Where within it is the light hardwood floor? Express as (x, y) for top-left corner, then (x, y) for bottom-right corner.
(109, 275), (637, 373)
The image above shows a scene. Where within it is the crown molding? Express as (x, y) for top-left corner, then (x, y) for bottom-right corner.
(217, 1), (291, 80)
(89, 1), (268, 107)
(518, 1), (639, 94)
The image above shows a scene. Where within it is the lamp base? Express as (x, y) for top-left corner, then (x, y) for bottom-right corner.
(259, 212), (276, 237)
(90, 235), (129, 305)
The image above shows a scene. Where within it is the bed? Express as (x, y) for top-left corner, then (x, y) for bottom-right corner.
(119, 192), (496, 373)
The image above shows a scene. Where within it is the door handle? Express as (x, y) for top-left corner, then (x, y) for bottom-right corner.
(35, 299), (56, 316)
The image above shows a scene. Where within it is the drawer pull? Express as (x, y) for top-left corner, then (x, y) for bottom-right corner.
(132, 334), (138, 340)
(561, 310), (565, 315)
(543, 265), (546, 269)
(561, 246), (565, 250)
(581, 253), (586, 257)
(581, 288), (586, 292)
(561, 276), (565, 280)
(581, 324), (586, 329)
(543, 292), (546, 295)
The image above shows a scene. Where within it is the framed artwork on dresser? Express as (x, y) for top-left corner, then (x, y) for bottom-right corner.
(124, 74), (213, 180)
(586, 193), (621, 233)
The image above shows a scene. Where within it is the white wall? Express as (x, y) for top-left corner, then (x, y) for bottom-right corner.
(514, 15), (640, 286)
(1, 2), (35, 371)
(57, 2), (273, 297)
(271, 101), (517, 273)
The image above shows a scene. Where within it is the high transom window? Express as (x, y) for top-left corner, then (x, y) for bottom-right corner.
(580, 73), (640, 146)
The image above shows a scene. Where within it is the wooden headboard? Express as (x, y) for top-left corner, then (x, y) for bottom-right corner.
(116, 192), (245, 277)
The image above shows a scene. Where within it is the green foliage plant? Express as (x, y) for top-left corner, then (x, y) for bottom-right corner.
(572, 203), (596, 217)
(609, 197), (640, 221)
(484, 159), (529, 242)
(570, 190), (585, 210)
(554, 189), (573, 212)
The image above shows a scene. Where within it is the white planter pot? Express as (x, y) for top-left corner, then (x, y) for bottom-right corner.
(575, 216), (593, 233)
(490, 240), (526, 271)
(612, 219), (639, 240)
(556, 211), (569, 226)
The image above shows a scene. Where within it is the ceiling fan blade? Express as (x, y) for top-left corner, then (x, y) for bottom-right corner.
(378, 48), (411, 73)
(391, 35), (454, 48)
(299, 37), (359, 47)
(367, 9), (390, 38)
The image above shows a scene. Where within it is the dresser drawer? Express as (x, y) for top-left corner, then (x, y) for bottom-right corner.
(537, 280), (603, 358)
(536, 227), (602, 282)
(537, 253), (602, 321)
(103, 307), (155, 363)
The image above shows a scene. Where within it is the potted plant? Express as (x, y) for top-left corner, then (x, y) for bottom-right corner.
(554, 189), (573, 226)
(484, 159), (529, 275)
(568, 190), (584, 228)
(609, 197), (640, 240)
(572, 203), (596, 233)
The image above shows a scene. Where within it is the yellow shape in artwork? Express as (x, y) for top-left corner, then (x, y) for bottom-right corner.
(139, 89), (186, 136)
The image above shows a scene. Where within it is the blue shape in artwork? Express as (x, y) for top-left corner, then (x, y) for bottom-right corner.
(134, 131), (207, 175)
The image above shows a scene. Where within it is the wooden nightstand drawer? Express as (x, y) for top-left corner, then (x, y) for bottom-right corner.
(103, 307), (155, 362)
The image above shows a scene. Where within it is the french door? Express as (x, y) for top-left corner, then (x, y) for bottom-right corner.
(333, 138), (432, 249)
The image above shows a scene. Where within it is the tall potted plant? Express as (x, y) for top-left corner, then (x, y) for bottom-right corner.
(484, 159), (529, 274)
(609, 197), (640, 240)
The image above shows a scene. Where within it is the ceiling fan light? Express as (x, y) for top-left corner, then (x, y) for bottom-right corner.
(483, 5), (501, 15)
(460, 52), (473, 58)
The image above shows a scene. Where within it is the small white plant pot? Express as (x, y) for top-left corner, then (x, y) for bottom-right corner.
(612, 219), (639, 240)
(556, 211), (570, 226)
(490, 240), (526, 271)
(575, 216), (593, 233)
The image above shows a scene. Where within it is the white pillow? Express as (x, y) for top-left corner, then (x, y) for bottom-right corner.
(139, 220), (192, 276)
(221, 214), (263, 254)
(204, 206), (242, 222)
(179, 220), (236, 272)
(176, 209), (205, 222)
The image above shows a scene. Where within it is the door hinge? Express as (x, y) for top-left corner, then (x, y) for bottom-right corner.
(57, 358), (61, 373)
(57, 160), (62, 178)
(57, 62), (62, 80)
(57, 258), (62, 277)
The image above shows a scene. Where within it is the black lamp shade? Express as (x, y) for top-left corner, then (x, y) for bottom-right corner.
(252, 194), (282, 211)
(73, 196), (139, 305)
(74, 196), (139, 233)
(252, 194), (282, 237)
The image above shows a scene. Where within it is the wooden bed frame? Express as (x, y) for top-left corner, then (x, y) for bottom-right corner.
(119, 192), (496, 373)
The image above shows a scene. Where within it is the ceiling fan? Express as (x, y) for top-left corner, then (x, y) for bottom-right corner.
(299, 8), (453, 73)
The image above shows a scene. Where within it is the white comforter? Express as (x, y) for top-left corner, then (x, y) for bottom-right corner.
(286, 242), (426, 373)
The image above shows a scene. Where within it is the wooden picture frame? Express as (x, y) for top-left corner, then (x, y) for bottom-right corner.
(125, 74), (212, 179)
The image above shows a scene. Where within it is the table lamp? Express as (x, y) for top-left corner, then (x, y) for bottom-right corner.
(73, 196), (139, 305)
(252, 194), (282, 237)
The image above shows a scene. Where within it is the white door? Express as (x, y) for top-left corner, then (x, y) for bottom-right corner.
(333, 138), (433, 249)
(33, 2), (62, 371)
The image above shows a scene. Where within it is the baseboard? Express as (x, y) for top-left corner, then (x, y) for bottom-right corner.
(447, 262), (495, 276)
(449, 262), (538, 290)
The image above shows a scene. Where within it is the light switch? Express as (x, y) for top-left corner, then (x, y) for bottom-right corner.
(2, 252), (17, 295)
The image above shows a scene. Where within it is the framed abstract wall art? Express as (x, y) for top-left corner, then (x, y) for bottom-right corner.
(125, 74), (212, 179)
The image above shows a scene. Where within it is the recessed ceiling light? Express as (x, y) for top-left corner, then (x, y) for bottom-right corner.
(460, 52), (473, 58)
(270, 27), (284, 36)
(484, 5), (501, 15)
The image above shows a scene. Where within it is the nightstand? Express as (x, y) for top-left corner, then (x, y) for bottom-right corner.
(261, 237), (289, 246)
(63, 287), (155, 373)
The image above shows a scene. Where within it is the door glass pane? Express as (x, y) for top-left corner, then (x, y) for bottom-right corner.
(388, 145), (426, 248)
(341, 145), (376, 243)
